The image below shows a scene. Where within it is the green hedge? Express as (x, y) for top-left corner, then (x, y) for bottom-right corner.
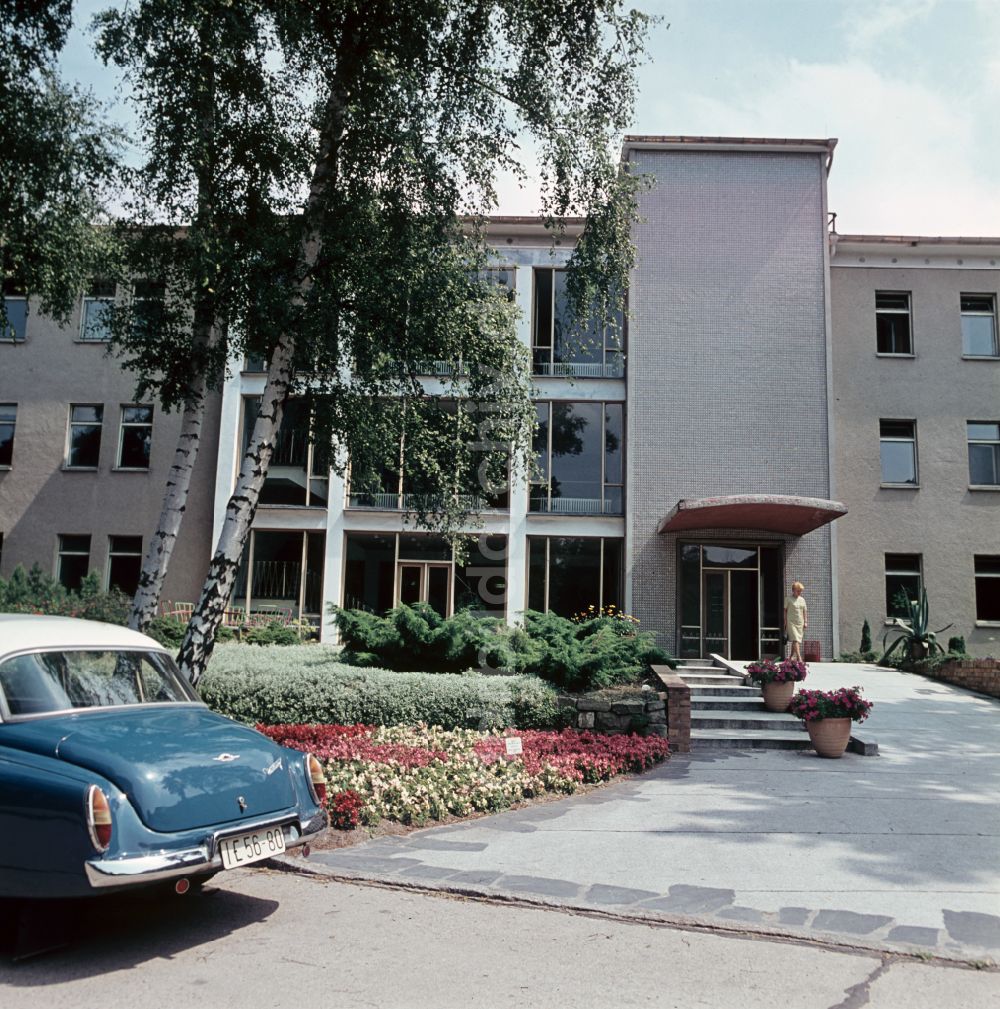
(199, 644), (563, 729)
(0, 565), (131, 624)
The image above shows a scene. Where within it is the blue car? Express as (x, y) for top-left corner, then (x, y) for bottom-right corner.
(0, 615), (328, 900)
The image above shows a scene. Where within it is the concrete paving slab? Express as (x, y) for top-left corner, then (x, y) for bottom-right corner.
(293, 662), (1000, 961)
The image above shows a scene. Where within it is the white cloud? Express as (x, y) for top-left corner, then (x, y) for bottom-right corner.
(842, 0), (938, 55)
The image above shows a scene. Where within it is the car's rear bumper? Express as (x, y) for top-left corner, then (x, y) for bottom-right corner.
(84, 810), (328, 889)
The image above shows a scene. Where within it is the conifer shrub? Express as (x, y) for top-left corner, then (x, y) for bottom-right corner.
(331, 603), (675, 693)
(0, 564), (131, 624)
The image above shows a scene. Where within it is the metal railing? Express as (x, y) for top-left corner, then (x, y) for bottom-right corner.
(532, 360), (625, 379)
(530, 497), (623, 515)
(346, 491), (494, 512)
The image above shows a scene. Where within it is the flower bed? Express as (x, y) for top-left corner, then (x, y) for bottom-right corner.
(260, 723), (670, 827)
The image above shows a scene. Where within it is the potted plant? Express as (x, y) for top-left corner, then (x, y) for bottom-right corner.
(881, 589), (952, 664)
(745, 658), (808, 712)
(788, 685), (873, 758)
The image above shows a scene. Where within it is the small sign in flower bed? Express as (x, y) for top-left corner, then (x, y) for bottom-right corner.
(259, 723), (670, 831)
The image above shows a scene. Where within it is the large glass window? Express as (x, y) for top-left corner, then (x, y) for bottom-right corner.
(80, 280), (115, 342)
(875, 292), (912, 355)
(879, 419), (917, 485)
(107, 535), (143, 596)
(117, 405), (153, 469)
(0, 404), (16, 466)
(57, 534), (91, 592)
(968, 422), (1000, 486)
(526, 537), (623, 617)
(342, 532), (508, 618)
(131, 280), (164, 342)
(242, 397), (329, 507)
(233, 530), (325, 623)
(885, 553), (922, 618)
(530, 401), (623, 514)
(532, 268), (624, 377)
(975, 556), (1000, 622)
(2, 282), (27, 342)
(961, 294), (998, 357)
(67, 405), (103, 468)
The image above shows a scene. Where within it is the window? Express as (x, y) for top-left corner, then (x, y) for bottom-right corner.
(233, 530), (326, 624)
(875, 292), (912, 355)
(57, 535), (91, 592)
(530, 401), (624, 514)
(2, 282), (27, 342)
(885, 553), (921, 618)
(532, 268), (624, 377)
(526, 537), (623, 617)
(80, 280), (115, 342)
(968, 422), (1000, 486)
(67, 405), (103, 468)
(974, 556), (1000, 622)
(0, 404), (16, 466)
(961, 294), (998, 357)
(131, 280), (165, 341)
(107, 536), (143, 596)
(242, 397), (329, 507)
(117, 405), (153, 469)
(879, 420), (917, 485)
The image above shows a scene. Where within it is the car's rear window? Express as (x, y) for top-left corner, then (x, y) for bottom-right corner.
(0, 650), (196, 716)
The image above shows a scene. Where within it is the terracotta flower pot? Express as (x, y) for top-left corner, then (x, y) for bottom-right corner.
(761, 680), (795, 712)
(807, 717), (852, 758)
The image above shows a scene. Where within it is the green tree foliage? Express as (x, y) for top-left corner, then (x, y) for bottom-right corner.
(0, 1), (119, 321)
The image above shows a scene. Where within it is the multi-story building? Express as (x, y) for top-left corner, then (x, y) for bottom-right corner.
(2, 135), (998, 657)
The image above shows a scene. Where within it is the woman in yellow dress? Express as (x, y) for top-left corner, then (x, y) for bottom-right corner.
(784, 581), (808, 661)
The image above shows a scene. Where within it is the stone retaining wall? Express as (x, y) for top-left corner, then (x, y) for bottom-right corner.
(559, 688), (669, 739)
(923, 657), (1000, 699)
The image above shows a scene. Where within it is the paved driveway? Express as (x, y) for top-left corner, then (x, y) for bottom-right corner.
(291, 662), (1000, 961)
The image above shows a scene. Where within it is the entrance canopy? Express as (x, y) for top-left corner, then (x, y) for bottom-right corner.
(657, 494), (847, 536)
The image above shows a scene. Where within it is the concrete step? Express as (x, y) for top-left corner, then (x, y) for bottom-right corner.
(690, 696), (767, 712)
(691, 729), (813, 750)
(691, 710), (803, 731)
(687, 685), (761, 697)
(677, 673), (747, 686)
(675, 663), (719, 673)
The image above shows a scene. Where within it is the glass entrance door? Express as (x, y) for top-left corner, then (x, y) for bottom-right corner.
(680, 543), (782, 660)
(397, 562), (452, 617)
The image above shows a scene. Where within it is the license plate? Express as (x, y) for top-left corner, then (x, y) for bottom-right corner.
(218, 826), (286, 870)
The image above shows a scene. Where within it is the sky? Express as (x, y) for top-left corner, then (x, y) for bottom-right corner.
(62, 0), (1000, 237)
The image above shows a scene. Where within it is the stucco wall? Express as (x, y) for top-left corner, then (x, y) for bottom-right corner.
(830, 264), (1000, 657)
(626, 149), (834, 656)
(0, 299), (221, 605)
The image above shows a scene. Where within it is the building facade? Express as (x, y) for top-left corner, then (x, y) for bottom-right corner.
(2, 135), (997, 657)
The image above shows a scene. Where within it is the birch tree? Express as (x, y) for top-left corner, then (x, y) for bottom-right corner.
(95, 0), (311, 631)
(97, 1), (650, 683)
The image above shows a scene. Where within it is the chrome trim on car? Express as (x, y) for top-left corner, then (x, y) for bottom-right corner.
(84, 813), (328, 888)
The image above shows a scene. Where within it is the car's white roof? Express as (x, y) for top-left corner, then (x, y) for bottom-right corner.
(0, 615), (168, 660)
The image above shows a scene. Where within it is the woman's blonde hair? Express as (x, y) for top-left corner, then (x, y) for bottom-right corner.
(792, 581), (804, 592)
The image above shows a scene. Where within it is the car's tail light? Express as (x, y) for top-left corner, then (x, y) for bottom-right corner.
(305, 753), (327, 806)
(86, 785), (113, 852)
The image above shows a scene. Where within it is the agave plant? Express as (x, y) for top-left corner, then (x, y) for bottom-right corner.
(881, 589), (953, 663)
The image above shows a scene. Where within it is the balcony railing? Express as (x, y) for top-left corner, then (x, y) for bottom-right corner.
(532, 360), (625, 379)
(347, 492), (496, 512)
(529, 497), (623, 516)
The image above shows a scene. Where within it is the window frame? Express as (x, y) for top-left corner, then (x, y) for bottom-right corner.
(1, 285), (28, 343)
(974, 555), (1000, 625)
(884, 553), (923, 620)
(65, 404), (104, 470)
(78, 280), (116, 343)
(530, 400), (625, 515)
(106, 535), (143, 595)
(967, 421), (1000, 488)
(874, 291), (913, 357)
(879, 418), (919, 487)
(530, 267), (625, 378)
(116, 404), (154, 471)
(0, 403), (16, 468)
(56, 534), (92, 591)
(960, 293), (999, 359)
(525, 536), (624, 616)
